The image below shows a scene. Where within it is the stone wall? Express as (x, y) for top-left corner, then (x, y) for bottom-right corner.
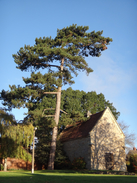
(89, 109), (126, 171)
(63, 137), (91, 169)
(62, 108), (126, 171)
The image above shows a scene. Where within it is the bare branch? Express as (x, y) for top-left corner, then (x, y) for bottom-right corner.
(43, 115), (55, 117)
(42, 108), (67, 117)
(43, 108), (55, 111)
(43, 92), (59, 94)
(60, 109), (67, 114)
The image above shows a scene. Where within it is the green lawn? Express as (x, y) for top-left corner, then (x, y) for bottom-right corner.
(0, 170), (137, 183)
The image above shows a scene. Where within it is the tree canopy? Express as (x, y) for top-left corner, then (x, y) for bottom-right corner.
(1, 25), (112, 112)
(61, 87), (120, 119)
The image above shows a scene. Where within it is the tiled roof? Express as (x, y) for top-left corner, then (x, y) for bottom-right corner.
(60, 109), (105, 142)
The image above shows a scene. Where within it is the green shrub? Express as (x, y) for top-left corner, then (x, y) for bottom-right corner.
(129, 155), (137, 173)
(0, 164), (4, 171)
(55, 160), (71, 169)
(54, 141), (72, 170)
(71, 157), (86, 170)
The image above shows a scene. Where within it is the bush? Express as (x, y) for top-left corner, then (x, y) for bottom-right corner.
(71, 157), (86, 170)
(0, 164), (4, 171)
(128, 155), (137, 173)
(55, 159), (71, 170)
(54, 141), (72, 169)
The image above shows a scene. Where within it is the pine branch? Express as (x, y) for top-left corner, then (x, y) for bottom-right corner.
(34, 63), (60, 69)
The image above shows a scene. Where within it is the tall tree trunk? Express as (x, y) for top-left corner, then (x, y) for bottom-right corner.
(48, 58), (64, 170)
(47, 126), (58, 170)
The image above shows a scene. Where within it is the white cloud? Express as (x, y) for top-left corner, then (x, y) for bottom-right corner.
(80, 55), (137, 99)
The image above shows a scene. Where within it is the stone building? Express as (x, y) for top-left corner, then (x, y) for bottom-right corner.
(60, 107), (126, 171)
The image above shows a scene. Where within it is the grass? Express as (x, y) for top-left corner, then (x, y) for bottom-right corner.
(0, 170), (137, 183)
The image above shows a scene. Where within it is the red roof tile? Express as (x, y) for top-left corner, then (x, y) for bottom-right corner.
(60, 110), (105, 142)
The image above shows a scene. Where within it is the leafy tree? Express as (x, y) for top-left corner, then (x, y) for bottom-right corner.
(0, 109), (34, 171)
(0, 24), (112, 169)
(0, 123), (34, 161)
(0, 108), (16, 147)
(61, 87), (120, 120)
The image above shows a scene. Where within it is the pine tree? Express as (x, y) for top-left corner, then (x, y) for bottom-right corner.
(0, 24), (112, 169)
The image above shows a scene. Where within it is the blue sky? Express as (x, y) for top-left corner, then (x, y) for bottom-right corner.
(0, 0), (137, 147)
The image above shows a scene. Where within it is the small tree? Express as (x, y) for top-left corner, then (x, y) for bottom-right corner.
(0, 24), (112, 169)
(0, 109), (34, 171)
(1, 123), (34, 160)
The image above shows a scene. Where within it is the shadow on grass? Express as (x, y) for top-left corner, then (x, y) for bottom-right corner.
(0, 171), (137, 183)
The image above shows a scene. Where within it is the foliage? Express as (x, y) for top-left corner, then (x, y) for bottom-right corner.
(71, 157), (86, 170)
(0, 109), (16, 141)
(0, 109), (16, 124)
(35, 116), (71, 169)
(35, 117), (52, 167)
(0, 24), (112, 122)
(55, 159), (71, 170)
(61, 87), (120, 120)
(54, 141), (71, 170)
(0, 164), (4, 171)
(0, 116), (34, 162)
(128, 155), (137, 173)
